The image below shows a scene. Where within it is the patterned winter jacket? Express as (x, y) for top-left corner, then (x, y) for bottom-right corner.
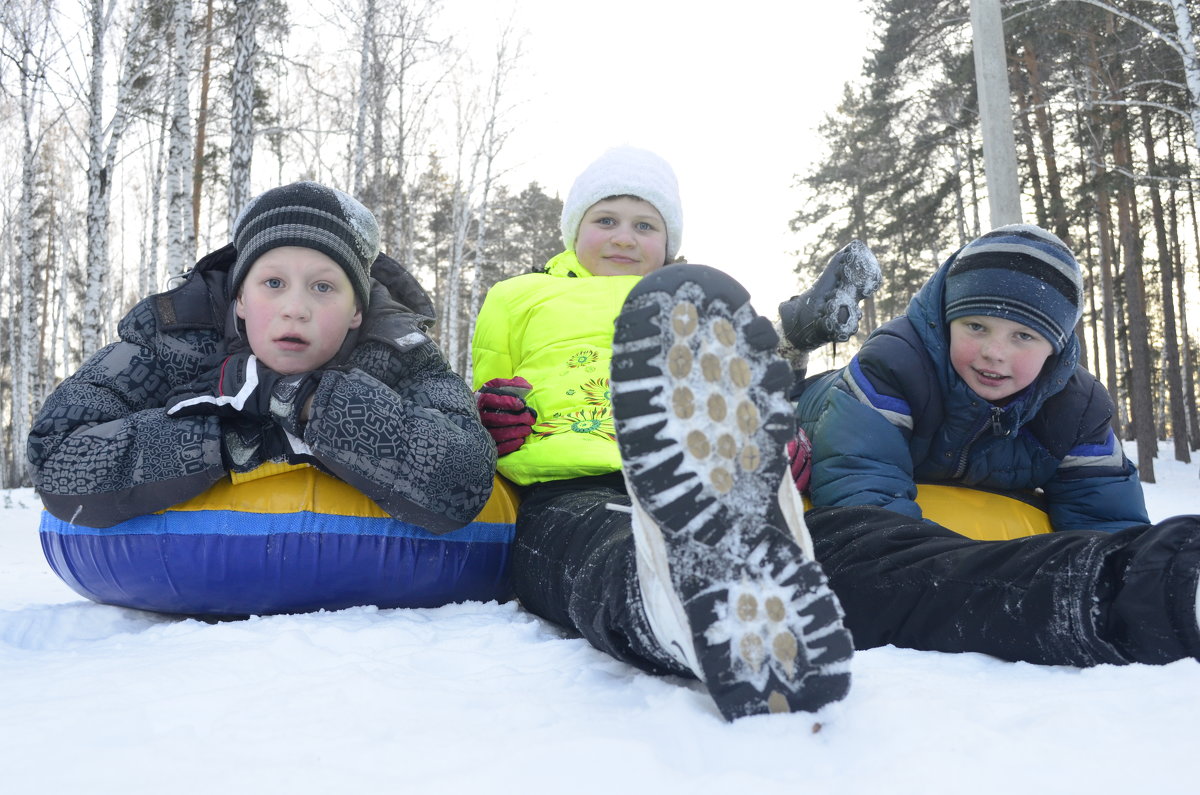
(471, 250), (642, 485)
(794, 250), (1148, 533)
(29, 243), (495, 532)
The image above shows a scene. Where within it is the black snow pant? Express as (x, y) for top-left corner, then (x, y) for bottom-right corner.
(807, 506), (1200, 666)
(511, 474), (691, 678)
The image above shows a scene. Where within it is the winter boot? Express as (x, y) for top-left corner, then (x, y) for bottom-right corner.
(778, 240), (883, 351)
(610, 264), (853, 721)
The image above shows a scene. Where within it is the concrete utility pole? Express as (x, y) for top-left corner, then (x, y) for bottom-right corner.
(970, 0), (1022, 227)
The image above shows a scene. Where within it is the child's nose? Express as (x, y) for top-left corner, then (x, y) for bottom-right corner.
(613, 224), (635, 245)
(281, 292), (311, 320)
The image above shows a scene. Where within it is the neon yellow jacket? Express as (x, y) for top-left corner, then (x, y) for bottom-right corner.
(471, 250), (642, 485)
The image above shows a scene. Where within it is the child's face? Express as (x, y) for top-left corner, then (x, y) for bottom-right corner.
(236, 246), (363, 375)
(574, 197), (667, 276)
(949, 315), (1054, 404)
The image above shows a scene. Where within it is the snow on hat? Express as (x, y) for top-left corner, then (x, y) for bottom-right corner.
(560, 146), (683, 262)
(230, 181), (380, 308)
(944, 224), (1083, 354)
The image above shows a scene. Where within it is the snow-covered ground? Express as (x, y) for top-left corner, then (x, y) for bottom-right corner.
(2, 441), (1197, 794)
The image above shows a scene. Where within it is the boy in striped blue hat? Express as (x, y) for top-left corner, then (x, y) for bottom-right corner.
(793, 223), (1148, 534)
(943, 224), (1082, 403)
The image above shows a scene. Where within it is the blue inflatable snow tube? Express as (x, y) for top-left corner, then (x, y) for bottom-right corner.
(39, 463), (517, 617)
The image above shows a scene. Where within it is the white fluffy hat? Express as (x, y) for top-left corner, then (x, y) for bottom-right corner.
(560, 146), (683, 262)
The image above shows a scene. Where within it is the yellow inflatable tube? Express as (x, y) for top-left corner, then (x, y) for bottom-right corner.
(805, 483), (1052, 541)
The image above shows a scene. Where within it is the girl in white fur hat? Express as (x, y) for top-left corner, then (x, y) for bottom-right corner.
(471, 147), (853, 721)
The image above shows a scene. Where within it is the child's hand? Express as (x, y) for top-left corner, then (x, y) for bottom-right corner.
(476, 376), (537, 456)
(787, 427), (813, 493)
(165, 352), (320, 437)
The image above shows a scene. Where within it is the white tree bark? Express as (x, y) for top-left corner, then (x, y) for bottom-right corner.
(165, 0), (194, 276)
(144, 100), (170, 297)
(1, 0), (54, 485)
(228, 0), (260, 229)
(465, 26), (520, 384)
(443, 80), (480, 373)
(1167, 0), (1200, 161)
(352, 0), (375, 199)
(82, 0), (151, 358)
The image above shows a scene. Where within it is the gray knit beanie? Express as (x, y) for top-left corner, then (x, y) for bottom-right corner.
(560, 147), (683, 262)
(230, 181), (380, 308)
(944, 224), (1083, 354)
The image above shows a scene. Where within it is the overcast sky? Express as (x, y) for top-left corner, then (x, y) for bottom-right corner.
(441, 0), (877, 317)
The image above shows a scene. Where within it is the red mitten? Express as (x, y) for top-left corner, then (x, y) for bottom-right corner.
(476, 377), (538, 456)
(787, 427), (813, 493)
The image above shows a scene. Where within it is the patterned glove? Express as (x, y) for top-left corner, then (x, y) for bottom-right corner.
(787, 426), (813, 493)
(165, 352), (321, 438)
(476, 376), (537, 456)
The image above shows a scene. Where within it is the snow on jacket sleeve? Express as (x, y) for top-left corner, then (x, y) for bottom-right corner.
(28, 298), (228, 528)
(796, 330), (931, 519)
(1036, 373), (1149, 532)
(304, 330), (496, 534)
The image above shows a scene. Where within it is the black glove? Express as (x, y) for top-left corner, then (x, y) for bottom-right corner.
(165, 352), (321, 438)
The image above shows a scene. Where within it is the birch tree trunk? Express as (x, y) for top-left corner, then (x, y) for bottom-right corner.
(1167, 0), (1200, 161)
(228, 0), (260, 228)
(352, 0), (375, 201)
(165, 0), (195, 276)
(444, 82), (480, 373)
(1, 0), (53, 485)
(143, 96), (171, 298)
(82, 0), (116, 359)
(465, 27), (520, 384)
(82, 0), (151, 359)
(190, 0), (213, 242)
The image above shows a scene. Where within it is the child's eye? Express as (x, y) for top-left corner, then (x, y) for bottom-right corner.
(595, 216), (615, 226)
(313, 282), (333, 294)
(265, 277), (284, 289)
(1016, 331), (1035, 342)
(966, 321), (985, 332)
(636, 221), (657, 232)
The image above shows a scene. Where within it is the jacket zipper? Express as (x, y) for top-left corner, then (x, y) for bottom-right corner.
(953, 405), (1006, 478)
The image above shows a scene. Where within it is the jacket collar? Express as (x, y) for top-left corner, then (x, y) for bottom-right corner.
(544, 250), (596, 278)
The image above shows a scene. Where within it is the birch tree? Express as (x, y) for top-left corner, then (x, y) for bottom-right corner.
(0, 0), (56, 485)
(464, 24), (521, 383)
(165, 0), (194, 276)
(441, 75), (480, 374)
(228, 0), (260, 226)
(190, 0), (213, 241)
(80, 0), (153, 358)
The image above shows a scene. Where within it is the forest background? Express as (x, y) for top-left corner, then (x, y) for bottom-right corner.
(2, 0), (1200, 490)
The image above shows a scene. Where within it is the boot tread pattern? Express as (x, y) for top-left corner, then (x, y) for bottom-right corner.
(612, 265), (853, 720)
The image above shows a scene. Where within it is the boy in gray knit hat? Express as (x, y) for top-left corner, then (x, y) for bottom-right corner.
(792, 223), (1148, 532)
(31, 181), (495, 539)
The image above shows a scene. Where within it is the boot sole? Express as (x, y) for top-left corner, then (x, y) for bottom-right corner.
(782, 240), (883, 345)
(612, 265), (853, 719)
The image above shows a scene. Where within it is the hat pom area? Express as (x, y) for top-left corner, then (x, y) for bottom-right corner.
(560, 146), (683, 262)
(229, 181), (380, 308)
(943, 224), (1083, 353)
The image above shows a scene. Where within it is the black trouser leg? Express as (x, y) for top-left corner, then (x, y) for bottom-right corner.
(511, 475), (690, 677)
(807, 506), (1200, 666)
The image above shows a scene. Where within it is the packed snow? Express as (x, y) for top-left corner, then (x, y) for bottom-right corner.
(2, 441), (1197, 794)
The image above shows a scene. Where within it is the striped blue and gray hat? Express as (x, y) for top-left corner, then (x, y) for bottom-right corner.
(944, 224), (1083, 353)
(230, 181), (380, 308)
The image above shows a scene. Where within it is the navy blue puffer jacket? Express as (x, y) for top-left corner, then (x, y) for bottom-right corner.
(794, 251), (1148, 532)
